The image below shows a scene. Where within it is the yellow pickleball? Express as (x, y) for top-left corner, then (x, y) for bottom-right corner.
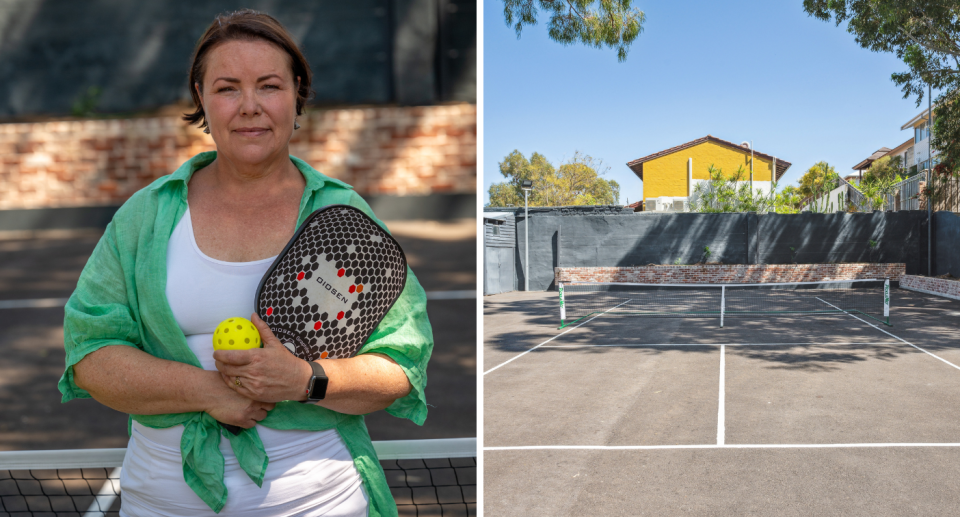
(213, 317), (262, 351)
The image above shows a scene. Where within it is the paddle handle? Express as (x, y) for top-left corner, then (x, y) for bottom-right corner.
(219, 421), (243, 435)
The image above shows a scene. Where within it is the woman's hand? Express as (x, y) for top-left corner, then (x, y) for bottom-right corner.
(206, 388), (276, 429)
(213, 313), (311, 403)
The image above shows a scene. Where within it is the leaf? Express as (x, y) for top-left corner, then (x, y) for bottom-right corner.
(502, 0), (646, 62)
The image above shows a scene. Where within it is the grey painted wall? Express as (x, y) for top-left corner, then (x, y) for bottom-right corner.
(483, 214), (515, 248)
(0, 0), (476, 118)
(512, 211), (931, 291)
(935, 211), (960, 277)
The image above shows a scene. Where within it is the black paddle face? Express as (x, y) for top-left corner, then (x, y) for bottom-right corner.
(255, 205), (408, 361)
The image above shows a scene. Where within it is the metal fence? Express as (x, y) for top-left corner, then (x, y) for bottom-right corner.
(836, 176), (870, 212)
(885, 174), (924, 211)
(927, 175), (960, 212)
(800, 172), (958, 214)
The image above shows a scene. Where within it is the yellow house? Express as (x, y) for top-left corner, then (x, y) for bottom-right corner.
(626, 135), (791, 211)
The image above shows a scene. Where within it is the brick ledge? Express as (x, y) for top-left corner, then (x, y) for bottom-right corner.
(900, 275), (960, 301)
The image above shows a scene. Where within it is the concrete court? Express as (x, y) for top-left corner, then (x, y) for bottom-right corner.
(484, 289), (960, 515)
(0, 219), (476, 451)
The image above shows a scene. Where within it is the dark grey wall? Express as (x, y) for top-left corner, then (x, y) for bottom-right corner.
(935, 211), (960, 277)
(0, 0), (475, 118)
(756, 213), (925, 266)
(483, 214), (515, 248)
(512, 211), (931, 291)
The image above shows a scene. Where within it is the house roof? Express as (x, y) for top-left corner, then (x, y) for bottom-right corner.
(625, 200), (642, 211)
(901, 107), (934, 131)
(852, 147), (892, 171)
(881, 138), (913, 159)
(626, 135), (792, 181)
(483, 212), (512, 221)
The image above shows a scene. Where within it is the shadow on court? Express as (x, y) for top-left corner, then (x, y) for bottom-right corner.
(484, 289), (960, 371)
(0, 220), (476, 451)
(484, 288), (960, 515)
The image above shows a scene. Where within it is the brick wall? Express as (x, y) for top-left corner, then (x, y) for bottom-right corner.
(901, 275), (960, 301)
(0, 104), (476, 210)
(556, 264), (907, 284)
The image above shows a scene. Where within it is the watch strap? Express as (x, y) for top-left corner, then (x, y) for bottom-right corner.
(305, 361), (328, 401)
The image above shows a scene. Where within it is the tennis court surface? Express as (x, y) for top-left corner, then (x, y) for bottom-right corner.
(484, 285), (960, 515)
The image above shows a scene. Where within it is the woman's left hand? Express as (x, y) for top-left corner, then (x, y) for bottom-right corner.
(214, 313), (311, 403)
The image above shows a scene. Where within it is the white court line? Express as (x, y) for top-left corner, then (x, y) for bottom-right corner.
(485, 443), (960, 451)
(537, 342), (897, 348)
(483, 299), (632, 375)
(0, 297), (69, 309)
(816, 297), (960, 371)
(717, 345), (725, 446)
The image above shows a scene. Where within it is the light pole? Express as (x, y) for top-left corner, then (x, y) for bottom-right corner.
(928, 82), (933, 276)
(521, 179), (533, 291)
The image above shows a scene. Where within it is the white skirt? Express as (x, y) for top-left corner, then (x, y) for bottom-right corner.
(119, 422), (368, 517)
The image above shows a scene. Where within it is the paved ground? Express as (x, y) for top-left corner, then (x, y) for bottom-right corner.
(484, 288), (960, 515)
(0, 219), (476, 451)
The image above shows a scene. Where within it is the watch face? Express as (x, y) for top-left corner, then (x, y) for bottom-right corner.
(308, 375), (328, 400)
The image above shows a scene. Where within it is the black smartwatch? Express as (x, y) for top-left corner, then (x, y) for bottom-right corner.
(305, 361), (329, 401)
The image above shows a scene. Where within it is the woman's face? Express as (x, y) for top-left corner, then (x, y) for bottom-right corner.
(198, 39), (299, 166)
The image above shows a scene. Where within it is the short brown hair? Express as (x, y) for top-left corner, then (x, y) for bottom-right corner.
(183, 9), (313, 130)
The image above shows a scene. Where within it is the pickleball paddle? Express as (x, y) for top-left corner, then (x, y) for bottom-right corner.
(255, 204), (408, 360)
(220, 205), (408, 435)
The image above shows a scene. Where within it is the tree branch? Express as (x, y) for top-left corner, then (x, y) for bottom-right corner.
(902, 24), (960, 59)
(562, 0), (588, 22)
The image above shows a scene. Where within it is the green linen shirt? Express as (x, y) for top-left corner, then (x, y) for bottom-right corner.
(58, 151), (433, 516)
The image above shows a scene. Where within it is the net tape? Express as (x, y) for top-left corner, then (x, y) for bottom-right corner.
(0, 438), (476, 517)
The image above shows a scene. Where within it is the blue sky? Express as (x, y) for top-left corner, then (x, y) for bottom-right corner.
(482, 0), (931, 205)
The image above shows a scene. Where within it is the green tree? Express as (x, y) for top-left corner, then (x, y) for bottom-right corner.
(802, 0), (960, 169)
(487, 150), (620, 207)
(864, 155), (903, 183)
(860, 172), (904, 210)
(775, 185), (805, 213)
(798, 161), (840, 199)
(502, 0), (645, 62)
(691, 164), (785, 213)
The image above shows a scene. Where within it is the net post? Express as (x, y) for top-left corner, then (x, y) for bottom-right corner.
(720, 285), (725, 328)
(558, 282), (566, 327)
(884, 278), (890, 325)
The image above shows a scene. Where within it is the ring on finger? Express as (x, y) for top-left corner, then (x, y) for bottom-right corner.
(235, 376), (244, 388)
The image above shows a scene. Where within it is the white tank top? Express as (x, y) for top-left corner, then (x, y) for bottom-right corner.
(120, 207), (366, 517)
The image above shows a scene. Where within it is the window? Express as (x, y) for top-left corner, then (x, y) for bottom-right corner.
(491, 225), (500, 236)
(915, 121), (930, 143)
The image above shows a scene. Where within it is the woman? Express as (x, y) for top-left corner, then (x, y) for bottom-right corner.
(58, 10), (432, 516)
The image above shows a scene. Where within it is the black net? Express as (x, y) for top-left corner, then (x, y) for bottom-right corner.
(559, 280), (891, 328)
(385, 456), (476, 517)
(0, 439), (476, 517)
(0, 466), (120, 516)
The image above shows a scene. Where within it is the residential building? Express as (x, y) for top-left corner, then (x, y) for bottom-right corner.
(900, 107), (937, 172)
(880, 138), (915, 175)
(851, 147), (891, 182)
(626, 135), (791, 211)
